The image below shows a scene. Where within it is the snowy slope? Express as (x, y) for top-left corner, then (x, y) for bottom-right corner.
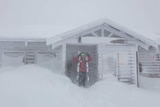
(0, 65), (160, 107)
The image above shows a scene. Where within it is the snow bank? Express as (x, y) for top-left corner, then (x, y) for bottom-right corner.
(0, 65), (160, 107)
(36, 56), (63, 74)
(89, 75), (160, 107)
(139, 75), (160, 92)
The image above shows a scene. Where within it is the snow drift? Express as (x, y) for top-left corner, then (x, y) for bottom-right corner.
(0, 65), (78, 107)
(0, 65), (160, 107)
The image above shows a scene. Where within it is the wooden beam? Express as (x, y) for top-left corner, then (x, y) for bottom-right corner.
(108, 32), (113, 37)
(91, 32), (99, 37)
(103, 25), (133, 39)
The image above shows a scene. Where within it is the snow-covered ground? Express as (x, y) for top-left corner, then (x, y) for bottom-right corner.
(0, 65), (160, 107)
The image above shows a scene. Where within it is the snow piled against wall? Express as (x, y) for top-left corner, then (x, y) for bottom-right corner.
(139, 76), (160, 92)
(0, 65), (160, 107)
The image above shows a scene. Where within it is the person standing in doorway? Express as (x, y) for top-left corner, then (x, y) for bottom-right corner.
(73, 52), (92, 87)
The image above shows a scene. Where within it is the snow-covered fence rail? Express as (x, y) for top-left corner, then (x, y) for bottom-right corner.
(0, 40), (58, 67)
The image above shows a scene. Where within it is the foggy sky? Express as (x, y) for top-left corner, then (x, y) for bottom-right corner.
(0, 0), (159, 38)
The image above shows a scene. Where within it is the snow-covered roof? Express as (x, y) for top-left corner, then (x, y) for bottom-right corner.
(0, 38), (46, 42)
(0, 19), (159, 48)
(0, 25), (75, 40)
(47, 19), (158, 48)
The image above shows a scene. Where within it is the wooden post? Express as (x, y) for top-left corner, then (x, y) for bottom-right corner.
(78, 37), (81, 43)
(102, 28), (104, 37)
(136, 51), (140, 87)
(0, 52), (2, 68)
(117, 53), (120, 81)
(62, 44), (66, 75)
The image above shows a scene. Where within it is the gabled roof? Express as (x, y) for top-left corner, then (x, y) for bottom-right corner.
(47, 19), (158, 49)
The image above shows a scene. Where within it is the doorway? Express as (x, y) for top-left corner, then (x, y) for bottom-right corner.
(65, 44), (98, 86)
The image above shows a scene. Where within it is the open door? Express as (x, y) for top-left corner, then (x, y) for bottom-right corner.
(65, 44), (98, 87)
